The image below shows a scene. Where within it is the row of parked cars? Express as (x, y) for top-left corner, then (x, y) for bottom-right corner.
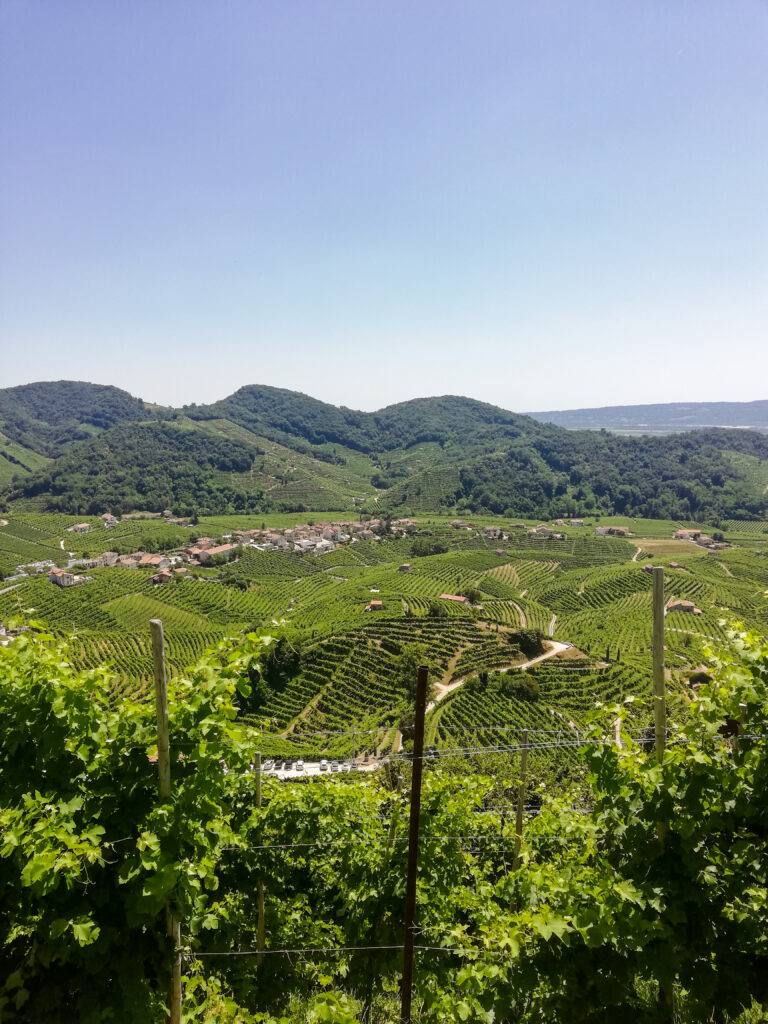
(262, 758), (358, 774)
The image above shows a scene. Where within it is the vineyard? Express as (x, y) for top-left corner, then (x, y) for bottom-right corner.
(2, 513), (767, 736)
(2, 510), (768, 1023)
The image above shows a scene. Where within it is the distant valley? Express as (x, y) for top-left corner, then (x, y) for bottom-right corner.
(529, 399), (768, 434)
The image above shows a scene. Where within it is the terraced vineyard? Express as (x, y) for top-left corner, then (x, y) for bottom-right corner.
(2, 513), (767, 751)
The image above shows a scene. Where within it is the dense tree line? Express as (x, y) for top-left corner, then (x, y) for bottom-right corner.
(187, 386), (534, 454)
(0, 382), (147, 457)
(6, 423), (265, 516)
(454, 429), (768, 520)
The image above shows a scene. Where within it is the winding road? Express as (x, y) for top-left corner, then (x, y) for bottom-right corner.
(426, 640), (571, 713)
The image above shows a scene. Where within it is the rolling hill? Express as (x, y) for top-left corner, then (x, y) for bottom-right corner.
(2, 381), (768, 520)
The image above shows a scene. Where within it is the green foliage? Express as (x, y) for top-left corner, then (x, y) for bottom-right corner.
(8, 423), (262, 516)
(410, 538), (449, 557)
(0, 626), (274, 1022)
(516, 629), (544, 659)
(0, 382), (147, 457)
(1, 626), (768, 1021)
(4, 381), (768, 520)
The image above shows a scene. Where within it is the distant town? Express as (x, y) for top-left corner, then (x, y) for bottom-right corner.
(1, 507), (733, 593)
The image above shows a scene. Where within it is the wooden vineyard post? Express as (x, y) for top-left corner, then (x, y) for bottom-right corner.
(401, 665), (429, 1024)
(652, 567), (666, 763)
(650, 574), (673, 1019)
(255, 751), (265, 964)
(150, 619), (182, 1024)
(511, 729), (529, 871)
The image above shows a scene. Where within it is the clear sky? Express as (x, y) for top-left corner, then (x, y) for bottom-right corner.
(1, 0), (766, 412)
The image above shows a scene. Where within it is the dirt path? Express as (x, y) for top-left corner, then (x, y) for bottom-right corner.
(426, 640), (571, 713)
(548, 614), (557, 637)
(718, 561), (734, 578)
(510, 601), (527, 628)
(632, 546), (642, 562)
(0, 519), (7, 527)
(0, 583), (22, 596)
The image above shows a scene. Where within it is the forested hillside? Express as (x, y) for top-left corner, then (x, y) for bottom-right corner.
(11, 423), (263, 516)
(0, 381), (148, 456)
(2, 381), (768, 519)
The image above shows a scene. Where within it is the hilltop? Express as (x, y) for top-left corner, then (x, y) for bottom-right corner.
(2, 381), (768, 520)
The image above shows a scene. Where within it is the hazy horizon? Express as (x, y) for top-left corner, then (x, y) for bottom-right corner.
(2, 1), (767, 409)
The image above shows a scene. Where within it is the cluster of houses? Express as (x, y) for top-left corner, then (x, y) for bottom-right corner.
(42, 517), (423, 589)
(227, 518), (419, 556)
(673, 529), (730, 551)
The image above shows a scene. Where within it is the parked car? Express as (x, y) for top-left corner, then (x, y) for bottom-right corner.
(296, 759), (304, 772)
(263, 759), (274, 771)
(284, 759), (293, 771)
(320, 759), (329, 771)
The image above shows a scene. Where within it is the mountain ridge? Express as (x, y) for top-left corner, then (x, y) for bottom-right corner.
(530, 399), (768, 433)
(2, 381), (768, 521)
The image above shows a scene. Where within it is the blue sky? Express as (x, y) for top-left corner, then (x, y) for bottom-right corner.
(1, 0), (766, 411)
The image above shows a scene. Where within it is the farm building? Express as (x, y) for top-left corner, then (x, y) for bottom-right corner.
(529, 525), (553, 537)
(675, 529), (701, 541)
(483, 526), (503, 539)
(48, 568), (82, 588)
(68, 523), (90, 535)
(570, 519), (584, 526)
(667, 599), (702, 615)
(101, 513), (118, 527)
(398, 563), (412, 573)
(198, 545), (237, 564)
(439, 594), (469, 604)
(139, 554), (171, 569)
(364, 600), (384, 612)
(595, 526), (630, 537)
(150, 571), (172, 586)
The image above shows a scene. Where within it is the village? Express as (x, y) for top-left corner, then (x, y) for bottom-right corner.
(4, 509), (732, 593)
(20, 514), (423, 589)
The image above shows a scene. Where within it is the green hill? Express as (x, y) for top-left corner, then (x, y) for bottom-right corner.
(3, 380), (768, 520)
